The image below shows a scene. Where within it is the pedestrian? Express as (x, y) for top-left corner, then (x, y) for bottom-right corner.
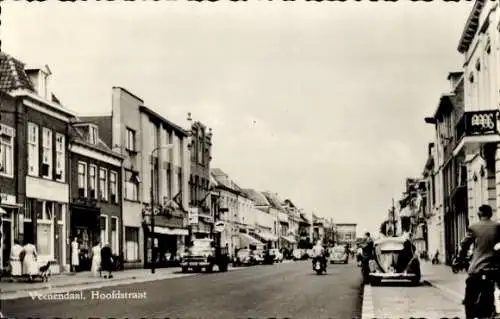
(71, 237), (80, 272)
(21, 239), (38, 282)
(361, 232), (374, 284)
(458, 204), (500, 319)
(90, 241), (101, 277)
(9, 239), (23, 278)
(100, 243), (113, 279)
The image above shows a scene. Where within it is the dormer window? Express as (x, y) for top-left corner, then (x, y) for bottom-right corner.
(89, 125), (98, 145)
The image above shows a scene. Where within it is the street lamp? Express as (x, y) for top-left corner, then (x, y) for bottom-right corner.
(150, 144), (174, 274)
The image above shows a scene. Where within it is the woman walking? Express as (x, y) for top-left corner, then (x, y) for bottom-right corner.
(90, 241), (101, 277)
(100, 243), (113, 279)
(21, 240), (38, 282)
(71, 237), (80, 272)
(9, 239), (23, 279)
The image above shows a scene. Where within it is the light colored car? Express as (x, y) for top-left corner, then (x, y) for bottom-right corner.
(252, 250), (264, 264)
(292, 249), (307, 260)
(330, 246), (349, 264)
(234, 249), (254, 266)
(270, 249), (284, 262)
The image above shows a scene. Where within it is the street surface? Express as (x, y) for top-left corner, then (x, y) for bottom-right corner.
(1, 260), (363, 319)
(364, 281), (463, 319)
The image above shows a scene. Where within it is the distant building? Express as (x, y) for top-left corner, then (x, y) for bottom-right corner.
(335, 223), (357, 247)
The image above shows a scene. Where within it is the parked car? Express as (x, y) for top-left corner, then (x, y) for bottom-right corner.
(270, 249), (284, 263)
(292, 249), (308, 260)
(252, 250), (265, 264)
(234, 249), (255, 266)
(329, 246), (349, 264)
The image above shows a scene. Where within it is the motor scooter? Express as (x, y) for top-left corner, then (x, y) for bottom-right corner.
(451, 252), (471, 274)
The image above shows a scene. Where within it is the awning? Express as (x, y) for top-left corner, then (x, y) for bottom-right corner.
(255, 230), (278, 242)
(239, 233), (263, 247)
(280, 235), (296, 244)
(154, 226), (188, 236)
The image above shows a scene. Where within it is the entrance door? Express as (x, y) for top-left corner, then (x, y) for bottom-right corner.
(2, 220), (12, 267)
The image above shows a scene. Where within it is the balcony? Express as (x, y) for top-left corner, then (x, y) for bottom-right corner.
(453, 110), (500, 156)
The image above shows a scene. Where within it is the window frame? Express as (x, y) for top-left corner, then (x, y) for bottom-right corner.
(55, 133), (65, 182)
(99, 167), (108, 201)
(89, 164), (97, 199)
(126, 128), (136, 152)
(0, 123), (15, 178)
(77, 161), (87, 197)
(125, 170), (138, 201)
(110, 170), (118, 204)
(27, 122), (39, 176)
(111, 216), (119, 254)
(89, 125), (98, 145)
(41, 127), (53, 179)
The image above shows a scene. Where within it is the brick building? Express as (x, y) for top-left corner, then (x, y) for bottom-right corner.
(68, 120), (123, 270)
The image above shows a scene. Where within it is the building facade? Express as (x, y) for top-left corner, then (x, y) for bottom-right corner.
(68, 120), (123, 270)
(84, 87), (191, 268)
(334, 223), (357, 247)
(0, 55), (76, 273)
(188, 119), (213, 240)
(241, 189), (278, 248)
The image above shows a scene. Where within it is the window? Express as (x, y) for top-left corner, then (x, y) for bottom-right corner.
(77, 162), (87, 197)
(0, 124), (15, 177)
(110, 171), (118, 203)
(89, 165), (97, 198)
(27, 122), (39, 176)
(126, 128), (136, 151)
(37, 201), (54, 257)
(125, 227), (139, 261)
(125, 170), (138, 201)
(89, 125), (98, 145)
(198, 135), (203, 164)
(100, 215), (108, 245)
(55, 134), (65, 181)
(99, 168), (108, 201)
(111, 217), (119, 255)
(41, 128), (53, 179)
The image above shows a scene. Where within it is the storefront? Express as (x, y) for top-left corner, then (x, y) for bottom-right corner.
(70, 199), (100, 271)
(0, 194), (22, 268)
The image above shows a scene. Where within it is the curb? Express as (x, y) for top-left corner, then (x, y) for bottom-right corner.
(361, 285), (375, 319)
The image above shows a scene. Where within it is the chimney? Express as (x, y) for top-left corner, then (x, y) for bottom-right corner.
(447, 72), (463, 91)
(25, 65), (52, 99)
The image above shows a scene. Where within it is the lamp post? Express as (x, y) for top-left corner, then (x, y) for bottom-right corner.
(150, 144), (174, 274)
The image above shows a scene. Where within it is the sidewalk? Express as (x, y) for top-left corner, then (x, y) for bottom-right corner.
(0, 267), (180, 294)
(421, 261), (466, 301)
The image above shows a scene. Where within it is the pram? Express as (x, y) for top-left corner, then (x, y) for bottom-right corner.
(37, 261), (51, 282)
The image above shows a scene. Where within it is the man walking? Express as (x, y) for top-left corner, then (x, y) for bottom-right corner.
(459, 204), (500, 318)
(361, 232), (374, 284)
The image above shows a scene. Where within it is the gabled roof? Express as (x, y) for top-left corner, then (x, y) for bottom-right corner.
(262, 191), (285, 211)
(0, 52), (35, 92)
(211, 168), (243, 193)
(69, 120), (123, 161)
(241, 189), (270, 206)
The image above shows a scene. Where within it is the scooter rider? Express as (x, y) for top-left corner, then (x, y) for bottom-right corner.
(311, 240), (327, 272)
(458, 204), (500, 319)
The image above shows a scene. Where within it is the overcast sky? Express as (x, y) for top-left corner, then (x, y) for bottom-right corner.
(3, 1), (473, 236)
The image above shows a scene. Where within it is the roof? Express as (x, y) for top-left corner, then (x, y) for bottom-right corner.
(139, 106), (188, 137)
(262, 192), (285, 211)
(0, 52), (35, 92)
(241, 189), (270, 206)
(69, 120), (123, 161)
(458, 0), (485, 54)
(211, 168), (243, 193)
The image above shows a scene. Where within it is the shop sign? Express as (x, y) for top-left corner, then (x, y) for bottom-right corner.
(467, 110), (499, 136)
(188, 208), (199, 225)
(0, 193), (16, 205)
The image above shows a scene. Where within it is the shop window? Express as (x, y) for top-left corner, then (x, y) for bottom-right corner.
(111, 217), (119, 255)
(100, 215), (108, 244)
(37, 201), (54, 257)
(125, 227), (139, 261)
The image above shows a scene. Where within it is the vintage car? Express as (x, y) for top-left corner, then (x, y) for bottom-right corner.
(270, 249), (284, 263)
(368, 236), (421, 286)
(233, 249), (255, 266)
(330, 246), (349, 264)
(252, 249), (265, 264)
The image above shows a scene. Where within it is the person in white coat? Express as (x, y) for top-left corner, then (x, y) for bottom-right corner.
(21, 240), (38, 281)
(90, 241), (101, 277)
(9, 239), (23, 278)
(71, 237), (80, 272)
